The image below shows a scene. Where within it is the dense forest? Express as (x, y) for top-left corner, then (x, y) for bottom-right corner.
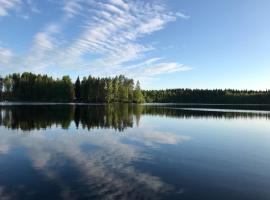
(143, 89), (270, 104)
(78, 75), (144, 103)
(0, 73), (144, 103)
(0, 72), (269, 104)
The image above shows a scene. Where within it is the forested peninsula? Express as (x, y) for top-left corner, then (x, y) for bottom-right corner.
(0, 72), (269, 104)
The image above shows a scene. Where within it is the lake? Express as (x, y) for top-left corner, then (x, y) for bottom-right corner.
(0, 104), (270, 200)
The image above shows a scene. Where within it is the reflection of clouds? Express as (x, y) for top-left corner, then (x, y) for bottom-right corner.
(126, 128), (190, 147)
(0, 186), (13, 200)
(0, 126), (190, 199)
(0, 144), (10, 154)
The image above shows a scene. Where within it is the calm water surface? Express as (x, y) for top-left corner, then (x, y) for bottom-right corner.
(0, 104), (270, 200)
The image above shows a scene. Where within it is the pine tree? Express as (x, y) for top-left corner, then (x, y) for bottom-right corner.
(75, 77), (81, 101)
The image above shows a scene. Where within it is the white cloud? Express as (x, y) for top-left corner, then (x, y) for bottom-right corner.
(20, 23), (62, 72)
(0, 0), (40, 20)
(34, 32), (55, 51)
(0, 47), (14, 72)
(144, 63), (192, 76)
(110, 0), (129, 10)
(0, 47), (13, 63)
(0, 0), (21, 17)
(176, 12), (190, 20)
(23, 0), (41, 17)
(63, 0), (82, 18)
(138, 18), (167, 34)
(59, 0), (190, 77)
(0, 0), (191, 81)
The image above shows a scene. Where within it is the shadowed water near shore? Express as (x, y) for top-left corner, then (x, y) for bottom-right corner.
(0, 104), (270, 131)
(0, 104), (270, 200)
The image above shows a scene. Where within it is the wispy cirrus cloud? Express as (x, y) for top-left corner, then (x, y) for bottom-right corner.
(0, 0), (21, 17)
(63, 0), (83, 19)
(0, 47), (13, 64)
(59, 0), (191, 78)
(0, 0), (39, 19)
(144, 63), (191, 76)
(0, 0), (191, 81)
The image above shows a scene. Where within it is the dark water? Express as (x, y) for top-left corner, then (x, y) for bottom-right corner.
(0, 104), (270, 200)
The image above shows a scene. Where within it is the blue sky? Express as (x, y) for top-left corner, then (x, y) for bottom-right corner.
(0, 0), (269, 90)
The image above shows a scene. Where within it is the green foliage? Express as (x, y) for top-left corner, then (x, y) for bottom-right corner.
(1, 72), (269, 104)
(1, 73), (74, 102)
(80, 75), (142, 103)
(134, 81), (144, 103)
(143, 89), (270, 104)
(75, 77), (81, 101)
(0, 76), (3, 99)
(0, 73), (145, 103)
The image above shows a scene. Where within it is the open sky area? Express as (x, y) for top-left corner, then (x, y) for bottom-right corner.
(0, 0), (269, 90)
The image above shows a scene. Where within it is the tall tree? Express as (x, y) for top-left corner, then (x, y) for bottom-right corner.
(113, 77), (119, 102)
(105, 78), (113, 103)
(0, 76), (3, 100)
(75, 77), (81, 101)
(4, 76), (13, 93)
(134, 81), (144, 103)
(119, 75), (128, 102)
(61, 76), (75, 102)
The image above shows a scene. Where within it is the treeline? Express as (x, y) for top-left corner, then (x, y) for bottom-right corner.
(0, 73), (74, 102)
(0, 72), (269, 104)
(77, 75), (144, 103)
(0, 73), (144, 103)
(143, 89), (270, 104)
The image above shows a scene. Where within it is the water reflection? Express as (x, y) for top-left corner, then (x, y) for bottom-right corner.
(0, 104), (142, 131)
(0, 120), (189, 199)
(0, 104), (270, 199)
(0, 104), (269, 131)
(143, 106), (270, 120)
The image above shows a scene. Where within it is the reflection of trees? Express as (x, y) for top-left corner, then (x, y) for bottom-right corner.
(143, 106), (270, 120)
(0, 105), (74, 131)
(0, 104), (141, 131)
(161, 104), (270, 111)
(77, 104), (135, 131)
(0, 104), (269, 131)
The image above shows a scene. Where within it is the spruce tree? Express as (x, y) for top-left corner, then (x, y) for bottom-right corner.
(75, 77), (81, 101)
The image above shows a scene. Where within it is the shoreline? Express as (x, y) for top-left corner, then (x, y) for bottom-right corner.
(0, 102), (270, 105)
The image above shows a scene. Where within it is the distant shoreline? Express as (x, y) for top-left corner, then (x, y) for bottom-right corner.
(1, 102), (270, 106)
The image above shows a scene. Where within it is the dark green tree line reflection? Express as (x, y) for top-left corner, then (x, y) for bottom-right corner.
(75, 104), (142, 131)
(0, 104), (143, 131)
(0, 105), (74, 131)
(0, 104), (269, 131)
(142, 106), (270, 120)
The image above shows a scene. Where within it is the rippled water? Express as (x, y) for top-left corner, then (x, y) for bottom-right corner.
(0, 104), (270, 200)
